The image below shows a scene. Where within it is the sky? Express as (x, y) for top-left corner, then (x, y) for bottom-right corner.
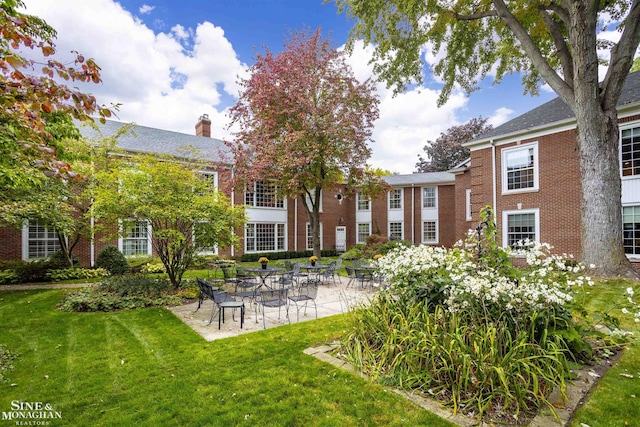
(19, 0), (565, 174)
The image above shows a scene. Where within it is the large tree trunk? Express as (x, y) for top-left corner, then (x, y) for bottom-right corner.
(575, 103), (637, 278)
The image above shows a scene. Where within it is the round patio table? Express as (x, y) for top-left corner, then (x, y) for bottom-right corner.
(244, 267), (284, 290)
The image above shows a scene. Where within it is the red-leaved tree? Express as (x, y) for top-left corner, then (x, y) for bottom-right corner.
(1, 0), (114, 195)
(227, 28), (384, 257)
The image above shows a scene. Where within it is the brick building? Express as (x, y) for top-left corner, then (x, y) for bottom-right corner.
(2, 72), (640, 267)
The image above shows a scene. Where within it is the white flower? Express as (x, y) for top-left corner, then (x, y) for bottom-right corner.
(627, 287), (635, 297)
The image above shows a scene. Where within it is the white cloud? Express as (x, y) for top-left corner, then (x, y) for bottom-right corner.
(344, 41), (468, 174)
(487, 107), (514, 128)
(23, 0), (247, 140)
(139, 4), (155, 15)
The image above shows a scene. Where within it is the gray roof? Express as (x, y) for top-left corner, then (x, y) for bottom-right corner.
(473, 70), (640, 142)
(79, 119), (232, 163)
(384, 172), (455, 186)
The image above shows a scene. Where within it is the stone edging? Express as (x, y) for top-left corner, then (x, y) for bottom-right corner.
(304, 345), (611, 426)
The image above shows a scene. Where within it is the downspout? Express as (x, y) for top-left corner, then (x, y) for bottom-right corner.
(230, 167), (235, 258)
(294, 198), (298, 252)
(491, 139), (497, 226)
(411, 184), (415, 244)
(90, 216), (95, 267)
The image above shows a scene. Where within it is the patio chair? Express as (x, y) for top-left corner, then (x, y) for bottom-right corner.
(196, 278), (219, 314)
(319, 261), (337, 285)
(256, 288), (290, 329)
(288, 283), (318, 322)
(212, 290), (245, 330)
(270, 269), (295, 289)
(344, 266), (357, 288)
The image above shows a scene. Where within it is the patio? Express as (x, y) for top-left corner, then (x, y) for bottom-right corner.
(169, 275), (375, 341)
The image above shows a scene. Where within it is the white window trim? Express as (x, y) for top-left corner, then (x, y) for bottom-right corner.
(306, 222), (323, 251)
(356, 193), (370, 211)
(193, 221), (219, 256)
(501, 208), (540, 249)
(501, 142), (539, 194)
(421, 220), (438, 244)
(422, 186), (438, 209)
(244, 222), (287, 253)
(388, 188), (403, 210)
(118, 219), (152, 257)
(21, 220), (65, 261)
(620, 122), (640, 181)
(356, 222), (371, 244)
(388, 221), (403, 240)
(465, 189), (472, 221)
(622, 204), (640, 260)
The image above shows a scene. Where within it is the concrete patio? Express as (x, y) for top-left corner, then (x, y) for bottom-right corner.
(168, 276), (375, 341)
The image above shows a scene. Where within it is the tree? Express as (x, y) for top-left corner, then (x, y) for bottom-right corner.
(416, 117), (492, 172)
(335, 0), (640, 277)
(1, 0), (113, 196)
(92, 153), (246, 288)
(227, 28), (385, 257)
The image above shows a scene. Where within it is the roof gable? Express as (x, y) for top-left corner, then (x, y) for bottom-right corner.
(471, 71), (640, 144)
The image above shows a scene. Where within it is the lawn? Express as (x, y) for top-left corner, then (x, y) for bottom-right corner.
(1, 277), (639, 426)
(0, 289), (453, 426)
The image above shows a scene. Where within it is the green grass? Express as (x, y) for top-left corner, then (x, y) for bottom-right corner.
(0, 289), (453, 426)
(569, 278), (640, 427)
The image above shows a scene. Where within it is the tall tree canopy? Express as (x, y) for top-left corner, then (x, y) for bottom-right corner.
(335, 0), (640, 276)
(227, 28), (384, 256)
(416, 116), (492, 172)
(1, 0), (113, 196)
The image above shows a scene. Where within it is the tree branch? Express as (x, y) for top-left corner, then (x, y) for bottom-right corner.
(601, 0), (640, 109)
(539, 8), (574, 87)
(455, 10), (498, 20)
(491, 0), (575, 107)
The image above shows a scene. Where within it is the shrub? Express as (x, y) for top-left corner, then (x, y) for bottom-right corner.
(47, 250), (79, 268)
(57, 274), (181, 312)
(96, 246), (128, 275)
(0, 270), (20, 285)
(0, 259), (54, 283)
(47, 268), (108, 281)
(340, 244), (364, 260)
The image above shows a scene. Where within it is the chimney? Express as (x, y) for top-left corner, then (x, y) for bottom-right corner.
(195, 114), (211, 137)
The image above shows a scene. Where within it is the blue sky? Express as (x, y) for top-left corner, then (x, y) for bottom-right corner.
(24, 0), (559, 173)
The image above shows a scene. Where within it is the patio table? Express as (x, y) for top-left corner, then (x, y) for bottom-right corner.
(244, 267), (284, 290)
(299, 264), (328, 284)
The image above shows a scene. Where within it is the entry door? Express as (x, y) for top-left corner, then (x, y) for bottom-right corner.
(335, 226), (346, 252)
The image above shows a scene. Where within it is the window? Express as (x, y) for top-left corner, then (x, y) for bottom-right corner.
(357, 223), (370, 244)
(357, 193), (370, 211)
(621, 126), (640, 177)
(422, 221), (437, 244)
(422, 187), (437, 208)
(121, 220), (151, 256)
(306, 222), (323, 250)
(245, 223), (286, 253)
(24, 221), (61, 259)
(465, 189), (472, 221)
(245, 181), (284, 208)
(503, 210), (539, 249)
(502, 143), (538, 192)
(623, 206), (640, 256)
(193, 222), (217, 255)
(389, 189), (402, 210)
(389, 222), (403, 241)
